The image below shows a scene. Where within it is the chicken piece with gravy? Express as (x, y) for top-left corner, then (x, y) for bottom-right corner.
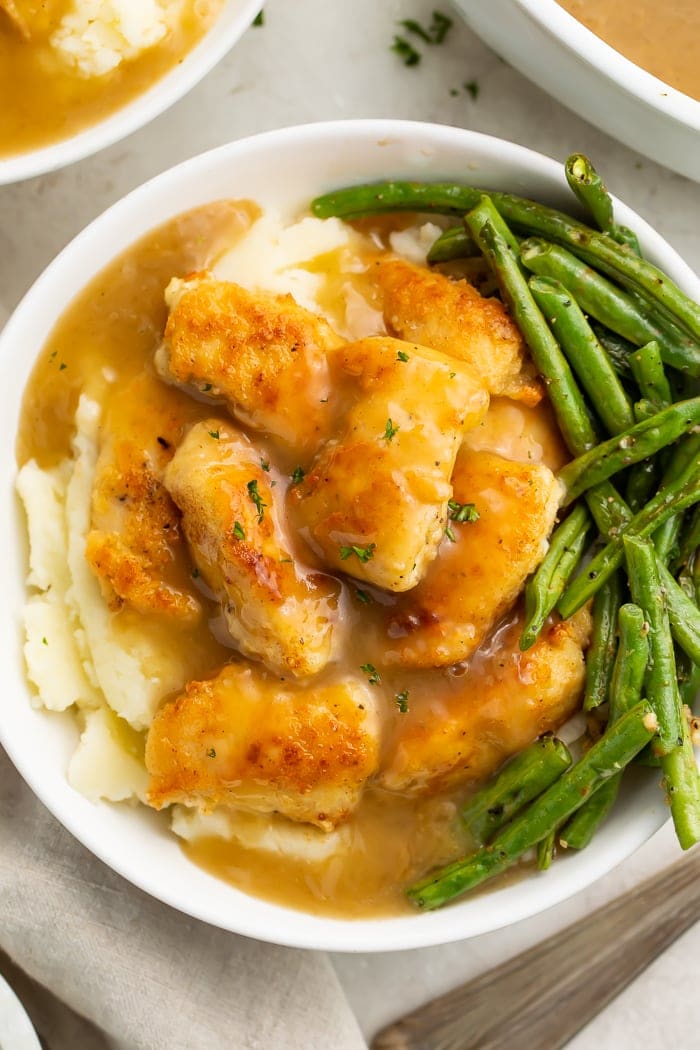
(164, 420), (339, 677)
(291, 335), (489, 592)
(146, 665), (380, 830)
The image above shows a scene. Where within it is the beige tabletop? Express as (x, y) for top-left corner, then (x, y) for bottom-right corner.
(1, 2), (698, 1047)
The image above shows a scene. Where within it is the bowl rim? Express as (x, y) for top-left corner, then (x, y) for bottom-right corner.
(515, 0), (700, 129)
(0, 0), (262, 186)
(1, 119), (696, 952)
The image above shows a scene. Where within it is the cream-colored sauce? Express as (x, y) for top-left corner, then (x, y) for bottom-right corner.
(558, 0), (700, 101)
(18, 205), (568, 918)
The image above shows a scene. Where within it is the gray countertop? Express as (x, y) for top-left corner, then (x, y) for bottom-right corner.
(1, 1), (698, 1046)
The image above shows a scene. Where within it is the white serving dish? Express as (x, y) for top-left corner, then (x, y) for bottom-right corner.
(0, 120), (694, 952)
(453, 0), (700, 183)
(0, 0), (262, 185)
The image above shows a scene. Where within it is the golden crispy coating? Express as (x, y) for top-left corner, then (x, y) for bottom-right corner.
(164, 420), (339, 677)
(378, 607), (592, 795)
(85, 373), (201, 623)
(373, 256), (542, 405)
(157, 274), (343, 454)
(291, 336), (489, 592)
(146, 665), (380, 829)
(383, 449), (561, 667)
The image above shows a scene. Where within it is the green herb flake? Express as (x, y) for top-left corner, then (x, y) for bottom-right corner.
(391, 35), (421, 66)
(430, 11), (453, 44)
(208, 429), (220, 440)
(464, 79), (480, 100)
(339, 542), (376, 563)
(202, 383), (213, 392)
(360, 662), (381, 685)
(260, 459), (271, 472)
(252, 9), (264, 26)
(233, 521), (245, 541)
(448, 499), (480, 523)
(395, 690), (410, 713)
(59, 362), (67, 371)
(356, 589), (372, 604)
(397, 349), (409, 362)
(449, 371), (456, 378)
(290, 466), (305, 485)
(42, 637), (48, 646)
(206, 747), (217, 758)
(445, 525), (457, 543)
(191, 567), (200, 579)
(247, 479), (267, 522)
(384, 418), (399, 442)
(399, 18), (432, 44)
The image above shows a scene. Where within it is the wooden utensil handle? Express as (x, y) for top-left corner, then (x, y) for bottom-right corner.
(372, 849), (700, 1050)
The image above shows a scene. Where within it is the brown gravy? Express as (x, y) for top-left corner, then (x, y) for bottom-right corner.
(18, 204), (567, 917)
(558, 0), (700, 102)
(0, 0), (223, 158)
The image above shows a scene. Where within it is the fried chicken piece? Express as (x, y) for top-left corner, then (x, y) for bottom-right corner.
(291, 336), (489, 592)
(146, 665), (380, 830)
(373, 256), (542, 405)
(85, 373), (201, 623)
(164, 420), (339, 677)
(379, 607), (592, 795)
(156, 274), (343, 454)
(383, 449), (561, 667)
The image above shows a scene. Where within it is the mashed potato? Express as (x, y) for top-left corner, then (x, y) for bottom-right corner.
(51, 0), (183, 77)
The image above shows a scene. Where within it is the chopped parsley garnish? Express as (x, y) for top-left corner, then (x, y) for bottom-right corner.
(445, 525), (457, 543)
(384, 418), (399, 442)
(398, 11), (453, 46)
(464, 79), (480, 100)
(42, 637), (48, 646)
(247, 479), (267, 521)
(202, 383), (213, 392)
(395, 690), (410, 713)
(260, 459), (271, 472)
(448, 499), (480, 523)
(397, 349), (409, 362)
(290, 466), (305, 485)
(356, 589), (372, 604)
(360, 662), (381, 685)
(340, 542), (376, 563)
(279, 557), (293, 563)
(59, 362), (67, 371)
(399, 18), (432, 44)
(208, 429), (220, 440)
(449, 371), (456, 379)
(191, 567), (200, 579)
(206, 747), (217, 758)
(391, 35), (421, 66)
(233, 521), (245, 541)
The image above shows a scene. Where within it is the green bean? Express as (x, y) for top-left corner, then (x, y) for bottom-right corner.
(564, 154), (641, 256)
(678, 656), (700, 710)
(623, 536), (683, 756)
(522, 241), (695, 374)
(629, 341), (672, 409)
(657, 560), (700, 665)
(676, 506), (700, 572)
(565, 153), (614, 232)
(427, 224), (477, 263)
(564, 602), (649, 849)
(557, 398), (700, 505)
(537, 828), (556, 869)
(654, 434), (700, 564)
(558, 460), (700, 616)
(520, 506), (592, 650)
(465, 211), (596, 454)
(461, 735), (572, 845)
(465, 208), (632, 535)
(529, 276), (635, 436)
(626, 457), (661, 513)
(559, 777), (620, 851)
(312, 181), (700, 365)
(407, 701), (657, 908)
(584, 572), (624, 711)
(467, 196), (523, 269)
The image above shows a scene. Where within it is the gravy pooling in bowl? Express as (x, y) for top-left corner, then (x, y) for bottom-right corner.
(558, 0), (700, 102)
(17, 201), (591, 917)
(0, 0), (223, 158)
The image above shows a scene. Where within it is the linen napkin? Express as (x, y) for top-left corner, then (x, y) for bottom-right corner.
(0, 747), (368, 1050)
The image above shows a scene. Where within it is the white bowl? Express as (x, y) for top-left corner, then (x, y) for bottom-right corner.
(0, 120), (695, 952)
(453, 0), (700, 183)
(0, 0), (262, 185)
